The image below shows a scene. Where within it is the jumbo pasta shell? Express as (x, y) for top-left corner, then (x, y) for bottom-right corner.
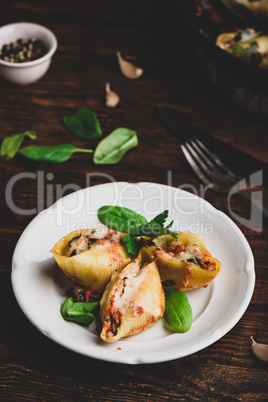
(153, 232), (221, 291)
(51, 227), (131, 293)
(100, 247), (165, 342)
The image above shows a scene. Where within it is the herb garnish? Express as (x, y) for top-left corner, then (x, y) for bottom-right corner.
(164, 288), (192, 333)
(232, 42), (262, 66)
(60, 297), (100, 326)
(134, 210), (177, 238)
(98, 206), (177, 255)
(122, 234), (143, 256)
(98, 205), (147, 232)
(126, 210), (177, 255)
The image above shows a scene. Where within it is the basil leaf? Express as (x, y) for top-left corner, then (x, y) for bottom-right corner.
(98, 205), (147, 232)
(60, 298), (100, 326)
(164, 288), (192, 333)
(1, 131), (36, 161)
(63, 107), (102, 139)
(19, 144), (93, 163)
(93, 127), (138, 164)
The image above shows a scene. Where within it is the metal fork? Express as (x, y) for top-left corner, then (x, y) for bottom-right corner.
(181, 138), (268, 218)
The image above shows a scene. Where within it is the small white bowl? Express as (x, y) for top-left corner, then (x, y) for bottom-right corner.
(0, 22), (57, 85)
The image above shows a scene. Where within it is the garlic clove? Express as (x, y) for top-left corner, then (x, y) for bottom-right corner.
(251, 336), (268, 362)
(116, 51), (143, 80)
(105, 82), (120, 108)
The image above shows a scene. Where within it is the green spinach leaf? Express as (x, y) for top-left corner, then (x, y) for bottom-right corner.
(1, 131), (36, 161)
(98, 205), (147, 232)
(98, 206), (177, 256)
(232, 43), (262, 66)
(60, 297), (100, 326)
(19, 144), (93, 163)
(164, 288), (192, 333)
(93, 127), (138, 164)
(63, 107), (102, 139)
(60, 297), (75, 320)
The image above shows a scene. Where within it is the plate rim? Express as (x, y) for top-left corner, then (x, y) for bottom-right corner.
(11, 181), (255, 364)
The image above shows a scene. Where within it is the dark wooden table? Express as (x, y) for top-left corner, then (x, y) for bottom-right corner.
(1, 1), (267, 400)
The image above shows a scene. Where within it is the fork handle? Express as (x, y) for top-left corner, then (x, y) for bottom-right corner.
(239, 190), (268, 219)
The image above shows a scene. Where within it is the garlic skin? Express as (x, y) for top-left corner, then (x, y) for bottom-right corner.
(116, 51), (143, 80)
(251, 336), (268, 362)
(105, 82), (120, 108)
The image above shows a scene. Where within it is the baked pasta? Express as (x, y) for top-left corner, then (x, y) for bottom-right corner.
(51, 227), (131, 293)
(153, 232), (221, 291)
(100, 247), (165, 342)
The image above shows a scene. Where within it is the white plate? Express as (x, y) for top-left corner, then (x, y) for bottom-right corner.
(11, 182), (255, 364)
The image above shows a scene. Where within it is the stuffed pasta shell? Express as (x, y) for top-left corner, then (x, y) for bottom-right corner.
(51, 227), (131, 293)
(153, 232), (221, 291)
(100, 247), (165, 342)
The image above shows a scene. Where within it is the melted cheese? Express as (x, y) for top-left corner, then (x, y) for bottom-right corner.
(110, 260), (140, 312)
(65, 228), (122, 256)
(167, 244), (202, 262)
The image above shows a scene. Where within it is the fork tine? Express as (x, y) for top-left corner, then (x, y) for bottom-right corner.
(181, 144), (211, 186)
(190, 139), (221, 173)
(185, 142), (215, 180)
(195, 138), (235, 177)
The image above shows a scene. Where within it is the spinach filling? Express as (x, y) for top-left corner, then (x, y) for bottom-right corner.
(67, 235), (97, 256)
(187, 257), (201, 266)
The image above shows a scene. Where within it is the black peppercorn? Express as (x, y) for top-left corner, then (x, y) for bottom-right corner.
(0, 38), (47, 63)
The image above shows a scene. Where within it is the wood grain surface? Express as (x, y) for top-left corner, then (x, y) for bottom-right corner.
(0, 1), (267, 401)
